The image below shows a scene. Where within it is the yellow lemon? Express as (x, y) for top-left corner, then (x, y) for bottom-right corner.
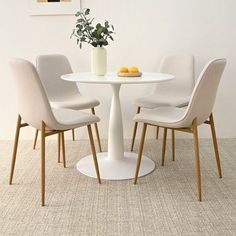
(129, 66), (139, 73)
(119, 67), (129, 73)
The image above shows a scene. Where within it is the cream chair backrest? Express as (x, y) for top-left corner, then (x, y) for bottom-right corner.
(182, 58), (226, 126)
(154, 53), (195, 97)
(10, 58), (58, 130)
(36, 54), (78, 100)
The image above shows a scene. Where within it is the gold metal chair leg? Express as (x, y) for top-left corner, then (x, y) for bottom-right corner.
(209, 113), (222, 178)
(91, 108), (102, 152)
(61, 132), (66, 168)
(72, 129), (75, 141)
(156, 126), (160, 140)
(9, 115), (22, 185)
(172, 129), (175, 161)
(33, 129), (39, 150)
(134, 123), (147, 184)
(193, 119), (202, 202)
(87, 124), (101, 184)
(41, 121), (46, 206)
(161, 128), (167, 166)
(131, 107), (141, 152)
(57, 133), (61, 163)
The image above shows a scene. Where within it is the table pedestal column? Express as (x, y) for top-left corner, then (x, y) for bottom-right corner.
(108, 84), (124, 160)
(77, 84), (155, 180)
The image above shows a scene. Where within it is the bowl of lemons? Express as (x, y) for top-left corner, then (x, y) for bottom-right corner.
(118, 66), (142, 77)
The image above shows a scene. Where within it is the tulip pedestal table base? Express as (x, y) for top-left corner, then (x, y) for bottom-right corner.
(61, 72), (174, 180)
(77, 83), (154, 180)
(77, 152), (155, 180)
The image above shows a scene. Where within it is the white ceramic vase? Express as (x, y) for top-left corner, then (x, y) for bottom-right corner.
(91, 47), (107, 76)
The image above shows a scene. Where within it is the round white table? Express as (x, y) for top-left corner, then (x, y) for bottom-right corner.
(61, 72), (174, 180)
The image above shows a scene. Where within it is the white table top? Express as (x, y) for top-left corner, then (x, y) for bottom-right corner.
(61, 72), (174, 84)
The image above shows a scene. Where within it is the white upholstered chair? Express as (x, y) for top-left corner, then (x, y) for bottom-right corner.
(133, 58), (226, 201)
(131, 54), (195, 162)
(33, 54), (102, 155)
(9, 59), (101, 206)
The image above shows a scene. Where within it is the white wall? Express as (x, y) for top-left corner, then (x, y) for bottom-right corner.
(0, 0), (236, 140)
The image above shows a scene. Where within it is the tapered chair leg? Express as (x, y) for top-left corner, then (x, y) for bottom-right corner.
(131, 107), (141, 152)
(209, 113), (222, 178)
(91, 108), (102, 152)
(172, 129), (175, 161)
(72, 129), (75, 141)
(161, 128), (168, 166)
(156, 126), (160, 140)
(193, 119), (202, 202)
(58, 133), (61, 163)
(131, 121), (138, 152)
(61, 132), (66, 168)
(87, 125), (101, 184)
(134, 123), (147, 184)
(33, 129), (39, 150)
(9, 115), (22, 185)
(41, 121), (46, 206)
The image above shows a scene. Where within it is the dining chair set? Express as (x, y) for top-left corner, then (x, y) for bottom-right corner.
(9, 54), (226, 206)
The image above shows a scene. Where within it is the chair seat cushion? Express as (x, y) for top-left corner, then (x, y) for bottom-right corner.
(133, 94), (190, 109)
(50, 94), (100, 110)
(134, 106), (188, 128)
(52, 108), (100, 130)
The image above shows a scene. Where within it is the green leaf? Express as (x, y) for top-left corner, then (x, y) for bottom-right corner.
(87, 26), (94, 31)
(96, 23), (102, 29)
(105, 21), (109, 28)
(103, 28), (108, 34)
(85, 8), (90, 15)
(97, 27), (103, 35)
(91, 31), (97, 37)
(98, 38), (105, 43)
(76, 24), (83, 30)
(77, 30), (83, 36)
(91, 42), (97, 47)
(98, 38), (108, 46)
(75, 11), (81, 17)
(78, 31), (83, 36)
(103, 40), (108, 45)
(77, 18), (84, 23)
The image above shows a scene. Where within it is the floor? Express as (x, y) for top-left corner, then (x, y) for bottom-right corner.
(0, 139), (235, 236)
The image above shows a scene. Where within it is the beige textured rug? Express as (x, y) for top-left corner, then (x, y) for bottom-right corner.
(0, 139), (235, 236)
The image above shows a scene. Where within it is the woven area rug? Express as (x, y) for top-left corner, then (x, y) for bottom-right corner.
(0, 139), (235, 236)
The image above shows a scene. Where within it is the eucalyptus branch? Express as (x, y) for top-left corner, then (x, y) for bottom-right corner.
(80, 14), (93, 39)
(71, 8), (115, 49)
